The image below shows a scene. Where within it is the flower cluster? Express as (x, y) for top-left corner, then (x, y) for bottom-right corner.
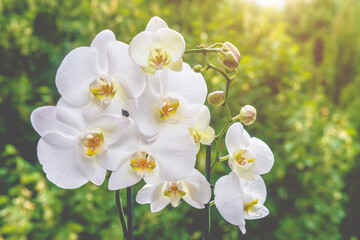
(214, 122), (274, 234)
(30, 16), (274, 235)
(31, 17), (212, 211)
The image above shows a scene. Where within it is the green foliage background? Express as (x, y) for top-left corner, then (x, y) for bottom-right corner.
(0, 0), (359, 239)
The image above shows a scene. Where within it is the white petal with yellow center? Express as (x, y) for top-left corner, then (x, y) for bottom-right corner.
(136, 169), (210, 212)
(226, 122), (274, 181)
(31, 106), (131, 189)
(128, 19), (185, 74)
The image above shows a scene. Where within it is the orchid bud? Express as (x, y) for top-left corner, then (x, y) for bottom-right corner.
(220, 42), (241, 70)
(207, 91), (225, 107)
(239, 105), (256, 125)
(193, 65), (202, 73)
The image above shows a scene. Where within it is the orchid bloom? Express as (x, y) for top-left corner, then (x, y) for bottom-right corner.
(30, 102), (130, 189)
(128, 16), (185, 74)
(108, 121), (196, 190)
(226, 122), (274, 181)
(136, 169), (211, 212)
(188, 105), (215, 153)
(130, 63), (207, 137)
(55, 30), (145, 118)
(214, 172), (269, 234)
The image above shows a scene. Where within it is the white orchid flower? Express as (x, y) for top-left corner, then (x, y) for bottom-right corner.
(30, 103), (130, 189)
(55, 29), (145, 118)
(214, 172), (269, 234)
(128, 16), (185, 74)
(136, 169), (211, 212)
(226, 122), (274, 181)
(130, 63), (207, 137)
(108, 121), (196, 190)
(188, 105), (215, 153)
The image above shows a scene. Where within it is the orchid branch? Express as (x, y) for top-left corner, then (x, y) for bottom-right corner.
(115, 190), (128, 238)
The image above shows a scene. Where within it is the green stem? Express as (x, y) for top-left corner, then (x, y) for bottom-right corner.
(207, 62), (231, 82)
(211, 114), (240, 171)
(127, 187), (133, 240)
(115, 190), (128, 238)
(204, 145), (211, 239)
(219, 155), (229, 162)
(184, 48), (226, 55)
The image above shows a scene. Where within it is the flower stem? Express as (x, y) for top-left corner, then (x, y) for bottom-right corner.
(184, 48), (226, 55)
(127, 187), (133, 240)
(204, 145), (211, 240)
(115, 190), (128, 238)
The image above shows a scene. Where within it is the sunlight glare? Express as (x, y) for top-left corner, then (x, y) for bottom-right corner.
(246, 0), (287, 8)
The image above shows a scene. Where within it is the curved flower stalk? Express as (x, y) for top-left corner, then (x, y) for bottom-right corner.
(214, 172), (269, 234)
(225, 122), (274, 181)
(130, 63), (207, 137)
(136, 169), (211, 212)
(30, 104), (130, 189)
(188, 105), (215, 153)
(129, 16), (185, 74)
(108, 120), (197, 190)
(55, 29), (145, 118)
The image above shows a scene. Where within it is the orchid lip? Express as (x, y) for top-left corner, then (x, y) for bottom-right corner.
(129, 152), (156, 178)
(154, 97), (180, 123)
(79, 130), (106, 156)
(89, 75), (116, 105)
(232, 147), (256, 169)
(163, 182), (186, 207)
(189, 127), (202, 144)
(149, 47), (171, 70)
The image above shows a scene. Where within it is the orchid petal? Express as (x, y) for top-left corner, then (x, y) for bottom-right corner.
(55, 47), (100, 106)
(108, 162), (142, 190)
(76, 155), (106, 186)
(161, 63), (207, 105)
(226, 123), (250, 154)
(128, 31), (153, 66)
(107, 41), (146, 99)
(200, 127), (215, 145)
(244, 205), (269, 220)
(136, 183), (171, 212)
(37, 138), (88, 189)
(42, 132), (77, 147)
(182, 169), (211, 209)
(145, 16), (169, 31)
(249, 137), (274, 175)
(168, 58), (183, 72)
(214, 173), (246, 229)
(90, 29), (116, 72)
(31, 106), (78, 137)
(129, 83), (158, 136)
(150, 182), (171, 212)
(193, 105), (210, 130)
(242, 177), (267, 204)
(104, 121), (141, 171)
(157, 28), (185, 62)
(150, 125), (196, 181)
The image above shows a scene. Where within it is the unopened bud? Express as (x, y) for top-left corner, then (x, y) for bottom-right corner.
(220, 42), (241, 69)
(193, 65), (202, 73)
(239, 105), (256, 125)
(207, 91), (225, 107)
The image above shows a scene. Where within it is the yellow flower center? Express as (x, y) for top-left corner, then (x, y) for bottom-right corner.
(164, 183), (186, 207)
(155, 98), (180, 122)
(130, 152), (156, 178)
(149, 47), (171, 70)
(89, 76), (116, 105)
(189, 128), (202, 144)
(80, 132), (105, 156)
(234, 149), (255, 167)
(244, 198), (259, 213)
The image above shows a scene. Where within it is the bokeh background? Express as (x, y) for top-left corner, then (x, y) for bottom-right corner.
(1, 0), (360, 239)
